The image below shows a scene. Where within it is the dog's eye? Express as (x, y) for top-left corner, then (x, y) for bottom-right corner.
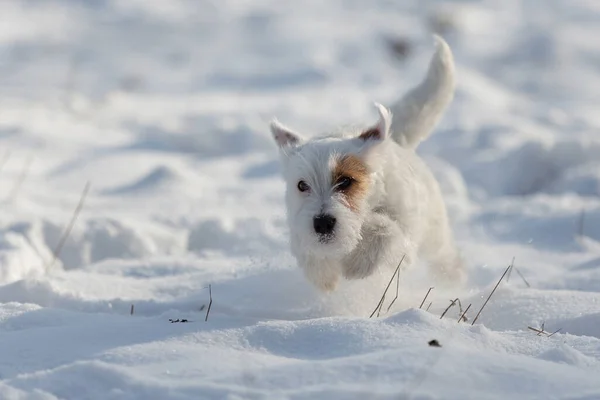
(297, 180), (310, 192)
(336, 176), (354, 191)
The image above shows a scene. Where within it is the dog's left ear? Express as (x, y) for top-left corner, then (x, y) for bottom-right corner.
(358, 103), (392, 143)
(270, 119), (304, 149)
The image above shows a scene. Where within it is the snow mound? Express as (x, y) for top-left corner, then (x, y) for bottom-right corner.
(538, 344), (598, 368)
(1, 0), (600, 398)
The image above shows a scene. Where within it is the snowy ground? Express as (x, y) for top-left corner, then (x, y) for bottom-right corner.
(1, 1), (600, 399)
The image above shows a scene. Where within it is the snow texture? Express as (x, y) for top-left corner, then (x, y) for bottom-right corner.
(0, 1), (600, 399)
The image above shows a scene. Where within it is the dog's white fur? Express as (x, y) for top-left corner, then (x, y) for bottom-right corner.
(271, 36), (464, 291)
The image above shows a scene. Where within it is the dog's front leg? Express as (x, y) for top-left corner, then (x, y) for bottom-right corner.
(298, 255), (341, 292)
(342, 212), (414, 280)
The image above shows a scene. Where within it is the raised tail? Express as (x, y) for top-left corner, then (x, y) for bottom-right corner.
(390, 35), (455, 149)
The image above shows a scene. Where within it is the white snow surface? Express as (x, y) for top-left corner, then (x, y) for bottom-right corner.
(1, 1), (600, 399)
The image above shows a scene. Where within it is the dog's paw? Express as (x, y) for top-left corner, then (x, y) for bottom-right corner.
(343, 236), (415, 280)
(316, 276), (339, 292)
(342, 249), (379, 280)
(342, 212), (411, 280)
(308, 272), (339, 292)
(301, 260), (341, 292)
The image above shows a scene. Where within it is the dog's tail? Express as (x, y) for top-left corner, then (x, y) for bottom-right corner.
(389, 35), (455, 149)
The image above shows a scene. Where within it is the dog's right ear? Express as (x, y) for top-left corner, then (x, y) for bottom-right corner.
(358, 104), (392, 169)
(358, 103), (392, 143)
(270, 119), (304, 149)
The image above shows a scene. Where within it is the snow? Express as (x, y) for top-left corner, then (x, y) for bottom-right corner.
(1, 0), (600, 398)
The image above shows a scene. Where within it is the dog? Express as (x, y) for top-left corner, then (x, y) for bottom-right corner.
(270, 36), (464, 292)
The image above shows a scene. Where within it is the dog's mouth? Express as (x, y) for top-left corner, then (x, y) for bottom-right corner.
(317, 233), (335, 244)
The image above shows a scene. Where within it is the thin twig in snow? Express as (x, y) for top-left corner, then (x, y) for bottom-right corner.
(527, 326), (545, 335)
(419, 287), (434, 309)
(130, 304), (134, 315)
(426, 302), (433, 311)
(505, 257), (530, 288)
(514, 267), (531, 288)
(369, 255), (405, 318)
(548, 328), (562, 337)
(471, 264), (511, 326)
(48, 181), (91, 269)
(386, 262), (402, 312)
(506, 257), (515, 282)
(439, 298), (458, 320)
(527, 323), (561, 337)
(456, 298), (464, 315)
(458, 303), (471, 323)
(205, 284), (213, 322)
(370, 295), (386, 319)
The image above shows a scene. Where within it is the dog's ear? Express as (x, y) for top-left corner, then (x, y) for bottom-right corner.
(358, 103), (392, 142)
(270, 119), (304, 149)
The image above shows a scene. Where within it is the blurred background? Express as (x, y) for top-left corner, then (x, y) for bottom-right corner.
(0, 0), (599, 281)
(1, 3), (600, 397)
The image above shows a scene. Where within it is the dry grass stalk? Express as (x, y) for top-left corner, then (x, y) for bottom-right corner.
(548, 328), (562, 337)
(456, 298), (464, 315)
(514, 267), (531, 288)
(370, 297), (385, 319)
(419, 287), (434, 309)
(527, 326), (545, 335)
(369, 255), (405, 318)
(506, 257), (530, 288)
(527, 323), (561, 337)
(426, 302), (433, 311)
(471, 264), (511, 326)
(48, 181), (91, 269)
(458, 303), (471, 323)
(130, 304), (134, 315)
(386, 262), (402, 313)
(506, 257), (516, 282)
(205, 284), (213, 322)
(439, 298), (458, 319)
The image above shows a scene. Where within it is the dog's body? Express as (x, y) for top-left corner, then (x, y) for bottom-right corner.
(271, 36), (464, 291)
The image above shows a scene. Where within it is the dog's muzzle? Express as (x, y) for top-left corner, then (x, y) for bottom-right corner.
(313, 214), (336, 237)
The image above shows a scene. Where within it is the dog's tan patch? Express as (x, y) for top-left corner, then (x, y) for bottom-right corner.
(332, 154), (369, 212)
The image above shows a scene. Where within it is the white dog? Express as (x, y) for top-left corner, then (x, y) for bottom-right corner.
(270, 36), (464, 292)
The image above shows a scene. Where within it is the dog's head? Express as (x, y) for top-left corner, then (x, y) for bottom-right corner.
(271, 104), (392, 258)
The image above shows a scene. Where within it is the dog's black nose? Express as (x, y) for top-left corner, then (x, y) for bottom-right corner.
(313, 214), (336, 235)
